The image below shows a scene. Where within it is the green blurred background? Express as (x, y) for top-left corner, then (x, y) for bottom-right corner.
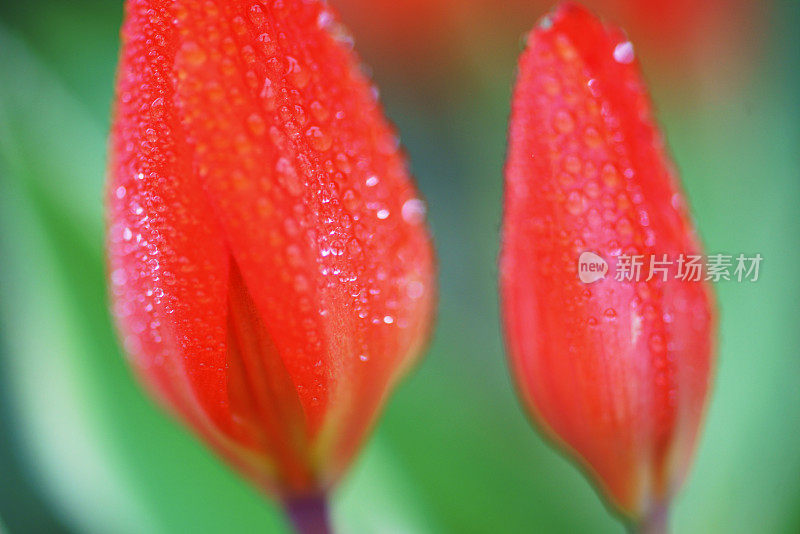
(0, 0), (798, 532)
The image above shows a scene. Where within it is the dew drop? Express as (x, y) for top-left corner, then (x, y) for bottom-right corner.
(542, 76), (560, 96)
(329, 240), (344, 256)
(317, 9), (334, 30)
(563, 155), (581, 174)
(111, 268), (127, 286)
(585, 180), (600, 199)
(256, 35), (276, 61)
(181, 41), (207, 67)
(554, 110), (575, 134)
(347, 238), (363, 256)
(558, 172), (574, 187)
(407, 281), (425, 300)
(601, 163), (621, 188)
(341, 188), (359, 211)
(616, 217), (634, 237)
(566, 191), (586, 216)
(401, 198), (426, 224)
(246, 113), (266, 136)
(308, 101), (328, 123)
(649, 333), (666, 353)
(613, 41), (635, 64)
(671, 193), (684, 211)
(305, 126), (332, 151)
(248, 3), (266, 26)
(555, 35), (577, 61)
(150, 97), (165, 119)
(286, 56), (310, 88)
(587, 78), (600, 96)
(584, 126), (602, 148)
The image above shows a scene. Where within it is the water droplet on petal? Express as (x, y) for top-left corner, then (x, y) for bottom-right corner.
(111, 268), (127, 286)
(554, 110), (575, 134)
(246, 113), (266, 136)
(649, 333), (666, 353)
(305, 126), (332, 151)
(407, 281), (424, 300)
(566, 191), (586, 215)
(150, 97), (165, 119)
(613, 41), (635, 64)
(401, 198), (426, 224)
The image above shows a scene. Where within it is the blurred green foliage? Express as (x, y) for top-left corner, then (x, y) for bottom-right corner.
(1, 1), (799, 532)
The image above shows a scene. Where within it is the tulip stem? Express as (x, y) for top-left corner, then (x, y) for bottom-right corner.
(284, 494), (332, 534)
(634, 503), (669, 534)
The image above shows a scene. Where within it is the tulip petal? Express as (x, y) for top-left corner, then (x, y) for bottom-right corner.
(109, 0), (234, 442)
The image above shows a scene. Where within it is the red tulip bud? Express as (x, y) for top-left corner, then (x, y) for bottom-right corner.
(106, 0), (435, 509)
(500, 3), (715, 528)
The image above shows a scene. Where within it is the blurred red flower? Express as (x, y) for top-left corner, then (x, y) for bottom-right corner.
(500, 4), (716, 528)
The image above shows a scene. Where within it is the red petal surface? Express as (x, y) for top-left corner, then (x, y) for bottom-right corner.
(108, 0), (435, 495)
(500, 3), (715, 519)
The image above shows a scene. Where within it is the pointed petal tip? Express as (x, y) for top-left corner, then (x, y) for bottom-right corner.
(535, 2), (596, 33)
(525, 1), (638, 80)
(534, 2), (631, 48)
